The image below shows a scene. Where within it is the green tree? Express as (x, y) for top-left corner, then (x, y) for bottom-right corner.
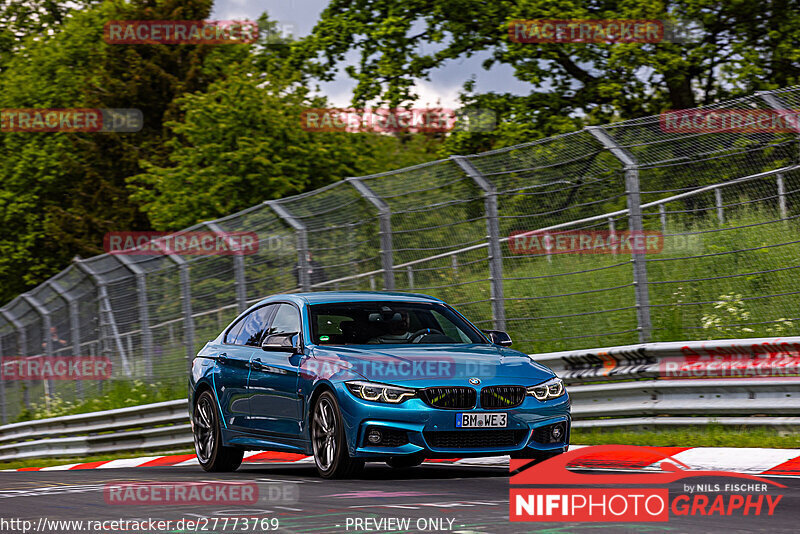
(295, 0), (800, 151)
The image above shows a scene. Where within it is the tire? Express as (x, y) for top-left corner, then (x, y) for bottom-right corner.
(386, 454), (425, 469)
(193, 390), (244, 472)
(311, 391), (364, 479)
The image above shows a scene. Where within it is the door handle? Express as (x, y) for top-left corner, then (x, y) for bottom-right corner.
(250, 358), (265, 371)
(217, 352), (228, 363)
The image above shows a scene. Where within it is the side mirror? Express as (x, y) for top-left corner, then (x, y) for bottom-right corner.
(482, 330), (512, 347)
(261, 333), (302, 354)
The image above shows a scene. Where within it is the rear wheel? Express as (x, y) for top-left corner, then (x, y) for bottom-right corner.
(193, 391), (243, 472)
(312, 391), (364, 478)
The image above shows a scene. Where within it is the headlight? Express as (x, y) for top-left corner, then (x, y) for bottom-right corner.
(346, 381), (416, 404)
(526, 377), (565, 401)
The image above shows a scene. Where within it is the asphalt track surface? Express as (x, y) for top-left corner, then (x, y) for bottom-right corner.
(0, 462), (798, 534)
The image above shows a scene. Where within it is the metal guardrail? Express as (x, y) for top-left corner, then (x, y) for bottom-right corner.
(0, 337), (798, 461)
(534, 336), (800, 429)
(0, 399), (189, 461)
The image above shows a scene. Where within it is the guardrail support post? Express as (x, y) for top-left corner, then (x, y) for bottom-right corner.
(268, 201), (311, 291)
(347, 177), (394, 290)
(114, 256), (153, 378)
(452, 155), (506, 330)
(205, 222), (247, 313)
(587, 126), (652, 342)
(0, 308), (29, 409)
(48, 280), (84, 400)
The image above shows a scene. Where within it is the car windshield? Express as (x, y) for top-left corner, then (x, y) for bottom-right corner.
(309, 301), (487, 345)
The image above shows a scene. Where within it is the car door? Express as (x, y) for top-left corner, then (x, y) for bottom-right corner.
(247, 302), (303, 437)
(213, 305), (275, 430)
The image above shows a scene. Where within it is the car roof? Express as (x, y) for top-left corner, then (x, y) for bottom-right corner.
(254, 291), (443, 307)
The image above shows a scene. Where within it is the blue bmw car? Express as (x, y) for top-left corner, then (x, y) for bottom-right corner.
(189, 291), (570, 478)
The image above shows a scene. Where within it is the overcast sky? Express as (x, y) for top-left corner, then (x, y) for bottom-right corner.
(211, 0), (530, 108)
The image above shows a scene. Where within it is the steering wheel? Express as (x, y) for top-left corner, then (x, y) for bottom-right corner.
(409, 328), (444, 343)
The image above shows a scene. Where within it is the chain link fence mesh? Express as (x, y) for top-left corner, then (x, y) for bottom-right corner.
(2, 87), (800, 422)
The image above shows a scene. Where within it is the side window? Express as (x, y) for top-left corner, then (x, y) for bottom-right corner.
(225, 318), (245, 344)
(229, 305), (276, 346)
(269, 303), (302, 336)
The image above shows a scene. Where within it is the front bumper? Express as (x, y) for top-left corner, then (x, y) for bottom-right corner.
(334, 382), (571, 458)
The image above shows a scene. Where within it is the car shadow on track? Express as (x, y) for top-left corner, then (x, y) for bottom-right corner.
(238, 463), (508, 480)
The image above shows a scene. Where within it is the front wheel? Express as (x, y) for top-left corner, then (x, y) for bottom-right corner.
(193, 391), (243, 472)
(311, 391), (364, 478)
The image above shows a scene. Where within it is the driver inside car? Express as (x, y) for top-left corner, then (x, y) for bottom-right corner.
(369, 311), (414, 344)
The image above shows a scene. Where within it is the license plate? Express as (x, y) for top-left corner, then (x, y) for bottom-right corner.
(455, 412), (507, 428)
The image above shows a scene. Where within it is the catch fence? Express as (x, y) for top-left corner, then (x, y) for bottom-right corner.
(1, 87), (799, 423)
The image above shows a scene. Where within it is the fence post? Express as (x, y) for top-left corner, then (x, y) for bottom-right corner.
(347, 177), (394, 290)
(114, 256), (153, 378)
(205, 221), (247, 313)
(406, 266), (414, 289)
(608, 217), (617, 257)
(658, 205), (667, 233)
(451, 155), (506, 330)
(268, 201), (311, 291)
(0, 307), (28, 409)
(163, 254), (194, 373)
(587, 126), (652, 342)
(73, 258), (131, 377)
(47, 280), (83, 400)
(20, 293), (55, 407)
(777, 174), (788, 219)
(715, 188), (724, 224)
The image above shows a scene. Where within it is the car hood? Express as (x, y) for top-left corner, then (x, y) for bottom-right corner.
(308, 343), (555, 386)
